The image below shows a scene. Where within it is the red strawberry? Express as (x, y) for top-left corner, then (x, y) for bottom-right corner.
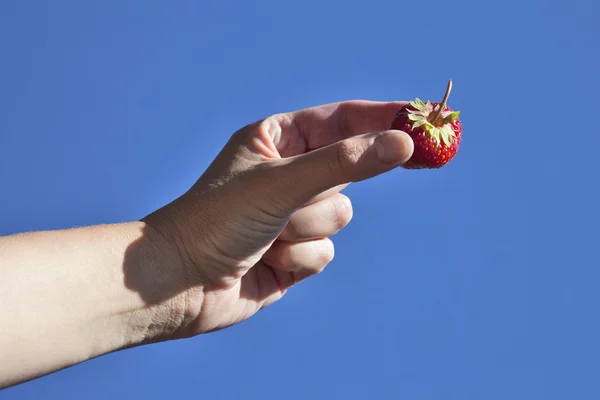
(391, 80), (462, 169)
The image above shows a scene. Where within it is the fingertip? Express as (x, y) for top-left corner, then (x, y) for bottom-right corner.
(374, 130), (414, 164)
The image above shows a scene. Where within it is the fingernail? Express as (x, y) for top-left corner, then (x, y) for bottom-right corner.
(374, 130), (414, 164)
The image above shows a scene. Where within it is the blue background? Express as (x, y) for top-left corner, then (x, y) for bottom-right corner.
(1, 0), (599, 398)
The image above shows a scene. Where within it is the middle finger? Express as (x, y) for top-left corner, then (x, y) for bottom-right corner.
(279, 192), (353, 241)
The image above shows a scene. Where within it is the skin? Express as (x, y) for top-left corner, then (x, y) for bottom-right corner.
(0, 100), (414, 388)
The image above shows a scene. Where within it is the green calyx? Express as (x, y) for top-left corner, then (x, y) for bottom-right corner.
(406, 80), (460, 147)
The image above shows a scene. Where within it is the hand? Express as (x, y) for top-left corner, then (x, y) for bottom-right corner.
(142, 100), (414, 337)
(0, 100), (414, 387)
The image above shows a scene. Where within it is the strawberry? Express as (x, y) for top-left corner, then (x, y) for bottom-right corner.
(391, 80), (462, 169)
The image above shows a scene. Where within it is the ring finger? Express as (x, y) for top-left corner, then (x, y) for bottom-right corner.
(262, 238), (335, 283)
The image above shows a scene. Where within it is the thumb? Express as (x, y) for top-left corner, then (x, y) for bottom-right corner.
(269, 130), (414, 210)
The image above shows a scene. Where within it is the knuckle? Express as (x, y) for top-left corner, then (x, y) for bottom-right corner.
(256, 114), (281, 136)
(254, 116), (281, 147)
(282, 218), (301, 240)
(337, 103), (358, 138)
(233, 117), (265, 141)
(335, 139), (363, 174)
(255, 113), (298, 156)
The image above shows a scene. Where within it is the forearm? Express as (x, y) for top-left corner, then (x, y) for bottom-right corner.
(0, 222), (187, 388)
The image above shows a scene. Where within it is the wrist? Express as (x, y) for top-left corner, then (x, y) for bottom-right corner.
(129, 216), (207, 343)
(116, 220), (193, 345)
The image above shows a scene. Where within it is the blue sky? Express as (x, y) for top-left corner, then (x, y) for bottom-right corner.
(1, 0), (598, 398)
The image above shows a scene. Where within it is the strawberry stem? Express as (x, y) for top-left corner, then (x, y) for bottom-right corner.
(430, 80), (453, 124)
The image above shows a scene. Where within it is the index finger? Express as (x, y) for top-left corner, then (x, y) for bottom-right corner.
(273, 100), (408, 157)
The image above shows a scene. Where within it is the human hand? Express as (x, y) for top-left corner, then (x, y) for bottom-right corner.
(142, 100), (414, 338)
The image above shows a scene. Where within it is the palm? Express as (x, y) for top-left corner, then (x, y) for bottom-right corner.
(189, 261), (292, 334)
